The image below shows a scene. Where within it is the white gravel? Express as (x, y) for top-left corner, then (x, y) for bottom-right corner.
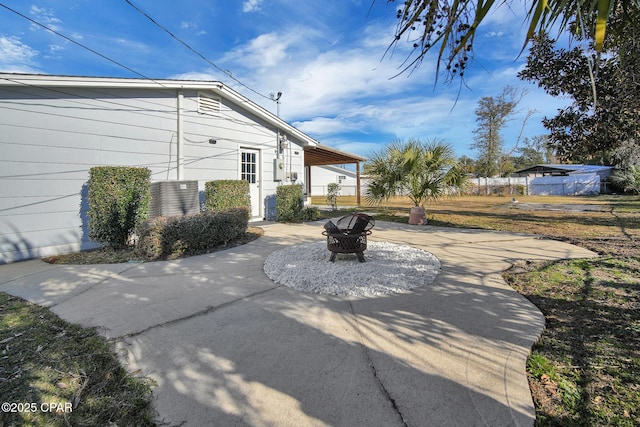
(263, 241), (441, 297)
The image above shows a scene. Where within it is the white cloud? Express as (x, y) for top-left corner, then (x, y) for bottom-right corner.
(169, 71), (219, 81)
(0, 36), (40, 72)
(240, 32), (289, 68)
(29, 5), (63, 32)
(180, 21), (205, 35)
(174, 4), (554, 157)
(242, 0), (264, 13)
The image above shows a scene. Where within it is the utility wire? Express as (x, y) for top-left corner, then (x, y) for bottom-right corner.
(123, 0), (272, 101)
(1, 2), (279, 124)
(0, 78), (276, 140)
(0, 3), (170, 89)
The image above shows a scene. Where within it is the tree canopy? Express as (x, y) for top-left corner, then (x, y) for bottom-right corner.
(518, 5), (640, 162)
(383, 0), (636, 81)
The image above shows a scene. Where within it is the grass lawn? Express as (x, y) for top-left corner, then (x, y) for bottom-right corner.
(2, 195), (638, 425)
(0, 293), (157, 426)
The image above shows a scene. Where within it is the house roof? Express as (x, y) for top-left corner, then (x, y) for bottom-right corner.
(0, 73), (320, 149)
(303, 145), (366, 166)
(514, 164), (613, 176)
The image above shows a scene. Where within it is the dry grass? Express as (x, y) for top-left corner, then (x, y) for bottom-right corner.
(0, 294), (157, 426)
(330, 195), (640, 257)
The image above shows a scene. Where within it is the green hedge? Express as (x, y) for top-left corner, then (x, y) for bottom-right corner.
(204, 180), (250, 212)
(276, 184), (303, 222)
(87, 166), (151, 248)
(134, 208), (249, 260)
(300, 206), (321, 221)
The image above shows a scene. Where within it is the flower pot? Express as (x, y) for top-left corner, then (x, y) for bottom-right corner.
(408, 206), (427, 225)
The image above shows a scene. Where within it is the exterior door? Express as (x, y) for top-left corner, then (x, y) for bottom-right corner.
(240, 149), (260, 218)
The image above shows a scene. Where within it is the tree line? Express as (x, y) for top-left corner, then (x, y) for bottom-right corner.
(374, 1), (640, 193)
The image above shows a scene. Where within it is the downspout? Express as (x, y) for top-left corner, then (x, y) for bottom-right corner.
(177, 89), (184, 180)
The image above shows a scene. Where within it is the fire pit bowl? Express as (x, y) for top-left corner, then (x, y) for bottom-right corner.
(322, 213), (375, 262)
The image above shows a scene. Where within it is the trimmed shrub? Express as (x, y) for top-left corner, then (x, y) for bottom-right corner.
(326, 182), (340, 211)
(300, 206), (321, 221)
(87, 166), (151, 248)
(276, 184), (303, 222)
(204, 180), (250, 212)
(135, 207), (249, 260)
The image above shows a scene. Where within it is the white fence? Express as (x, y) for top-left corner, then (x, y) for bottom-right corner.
(311, 175), (602, 198)
(310, 185), (360, 197)
(470, 174), (601, 196)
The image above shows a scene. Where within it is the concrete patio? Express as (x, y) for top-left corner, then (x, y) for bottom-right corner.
(0, 221), (596, 426)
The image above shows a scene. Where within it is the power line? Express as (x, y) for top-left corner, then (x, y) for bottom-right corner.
(0, 79), (277, 141)
(0, 1), (283, 133)
(123, 0), (273, 101)
(0, 3), (170, 89)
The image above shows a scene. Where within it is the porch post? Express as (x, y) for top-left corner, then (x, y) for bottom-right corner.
(356, 161), (361, 206)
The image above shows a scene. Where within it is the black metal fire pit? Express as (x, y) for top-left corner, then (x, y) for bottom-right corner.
(322, 213), (375, 262)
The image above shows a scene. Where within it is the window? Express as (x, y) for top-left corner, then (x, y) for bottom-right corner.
(241, 152), (257, 184)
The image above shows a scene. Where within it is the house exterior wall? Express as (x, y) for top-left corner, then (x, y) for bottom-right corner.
(0, 83), (305, 263)
(309, 165), (358, 196)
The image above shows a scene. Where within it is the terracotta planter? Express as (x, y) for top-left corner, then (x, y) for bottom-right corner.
(408, 206), (427, 225)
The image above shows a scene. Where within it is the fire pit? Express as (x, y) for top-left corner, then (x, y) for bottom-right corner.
(322, 213), (375, 262)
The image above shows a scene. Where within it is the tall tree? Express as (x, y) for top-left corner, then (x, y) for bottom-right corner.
(381, 0), (631, 81)
(458, 155), (477, 175)
(471, 87), (524, 177)
(512, 136), (553, 170)
(518, 5), (640, 162)
(610, 140), (640, 194)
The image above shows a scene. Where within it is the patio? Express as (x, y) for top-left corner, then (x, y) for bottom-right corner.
(0, 220), (596, 426)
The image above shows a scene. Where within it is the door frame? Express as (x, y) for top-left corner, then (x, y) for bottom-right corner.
(238, 147), (262, 219)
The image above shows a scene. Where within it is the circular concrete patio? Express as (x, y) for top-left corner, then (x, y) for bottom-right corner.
(0, 220), (597, 426)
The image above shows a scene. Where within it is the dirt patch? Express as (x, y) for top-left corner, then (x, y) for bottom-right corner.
(509, 202), (611, 212)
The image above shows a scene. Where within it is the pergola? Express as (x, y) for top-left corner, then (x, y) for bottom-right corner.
(303, 145), (367, 205)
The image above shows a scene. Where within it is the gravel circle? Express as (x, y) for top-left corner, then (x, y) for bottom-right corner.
(263, 241), (441, 297)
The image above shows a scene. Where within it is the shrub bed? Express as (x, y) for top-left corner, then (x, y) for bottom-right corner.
(135, 208), (249, 260)
(276, 184), (303, 222)
(87, 166), (151, 248)
(204, 180), (251, 212)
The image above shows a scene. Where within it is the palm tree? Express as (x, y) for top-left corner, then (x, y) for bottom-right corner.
(365, 139), (467, 224)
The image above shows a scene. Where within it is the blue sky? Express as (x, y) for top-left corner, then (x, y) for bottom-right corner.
(0, 0), (569, 160)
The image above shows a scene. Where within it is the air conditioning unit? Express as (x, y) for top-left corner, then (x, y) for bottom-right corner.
(149, 181), (200, 218)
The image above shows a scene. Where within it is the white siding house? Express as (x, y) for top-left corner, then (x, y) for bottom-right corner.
(0, 73), (326, 263)
(309, 165), (360, 196)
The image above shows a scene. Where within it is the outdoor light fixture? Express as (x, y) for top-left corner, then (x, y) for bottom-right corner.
(208, 139), (217, 144)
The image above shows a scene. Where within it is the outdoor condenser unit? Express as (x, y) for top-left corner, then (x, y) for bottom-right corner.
(149, 181), (200, 218)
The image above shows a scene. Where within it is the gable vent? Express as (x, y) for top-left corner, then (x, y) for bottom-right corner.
(198, 93), (221, 116)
